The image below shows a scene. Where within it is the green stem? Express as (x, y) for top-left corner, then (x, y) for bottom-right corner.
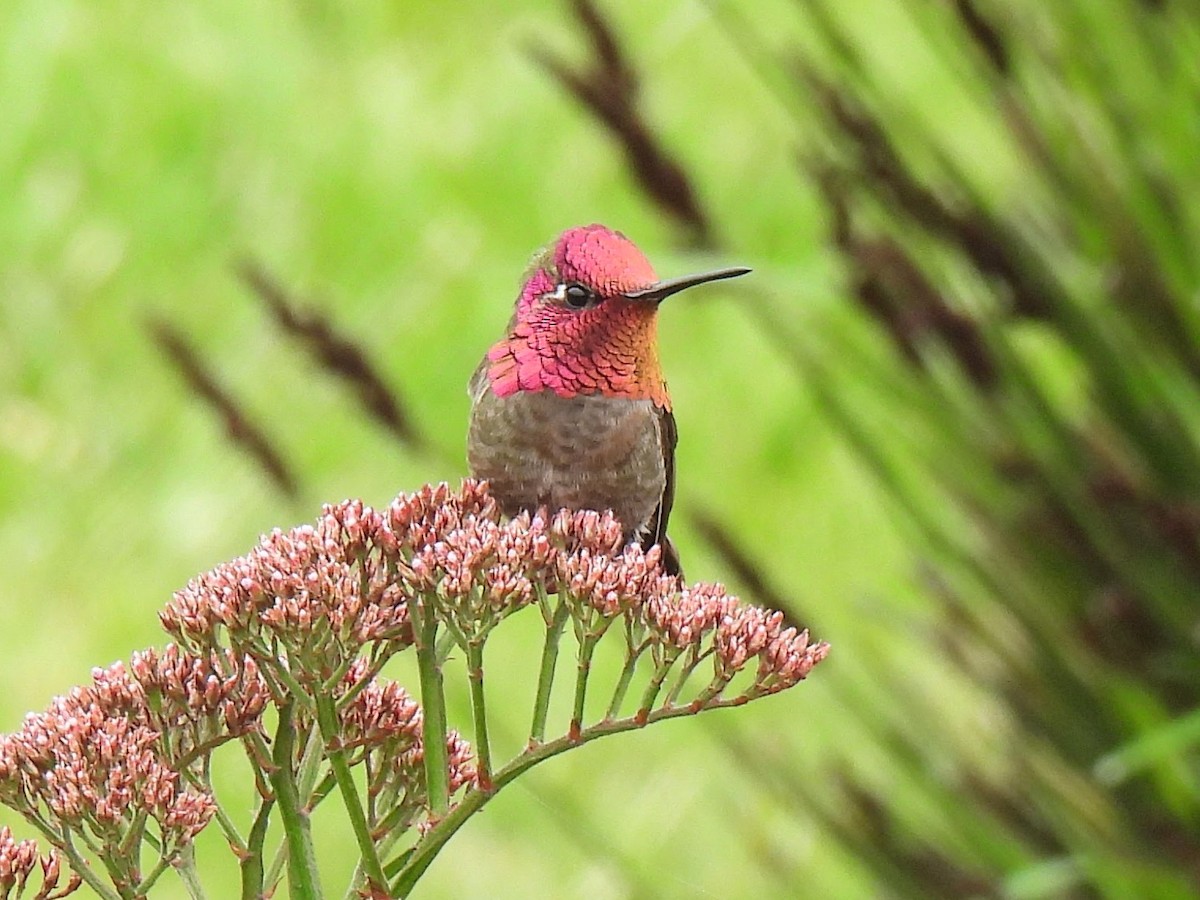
(535, 582), (553, 624)
(240, 794), (275, 900)
(136, 853), (176, 897)
(55, 830), (124, 900)
(664, 647), (714, 707)
(307, 771), (338, 811)
(373, 802), (421, 855)
(570, 632), (600, 740)
(606, 641), (649, 719)
(529, 599), (570, 745)
(637, 653), (679, 722)
(414, 598), (450, 817)
(691, 674), (735, 709)
(208, 799), (247, 855)
(116, 809), (149, 859)
(93, 833), (135, 899)
(333, 652), (389, 712)
(264, 844), (288, 897)
(434, 628), (459, 664)
(390, 701), (745, 896)
(437, 614), (470, 657)
(314, 692), (389, 894)
(167, 844), (207, 900)
(268, 700), (324, 900)
(242, 730), (277, 798)
(341, 861), (371, 900)
(295, 723), (325, 803)
(267, 661), (316, 713)
(464, 639), (493, 789)
(320, 655), (360, 700)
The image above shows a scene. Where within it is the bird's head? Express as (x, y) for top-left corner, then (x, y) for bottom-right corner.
(485, 224), (748, 407)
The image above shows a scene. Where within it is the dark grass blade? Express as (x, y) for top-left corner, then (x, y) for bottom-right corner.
(237, 259), (430, 455)
(148, 317), (298, 496)
(531, 0), (713, 245)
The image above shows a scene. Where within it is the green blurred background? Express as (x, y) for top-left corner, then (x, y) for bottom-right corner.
(3, 0), (1199, 897)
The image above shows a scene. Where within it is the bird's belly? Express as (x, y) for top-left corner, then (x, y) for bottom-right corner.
(467, 390), (665, 536)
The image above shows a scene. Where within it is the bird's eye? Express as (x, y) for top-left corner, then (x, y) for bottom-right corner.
(562, 283), (595, 310)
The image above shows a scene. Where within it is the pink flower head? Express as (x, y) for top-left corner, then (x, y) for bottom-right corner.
(0, 826), (78, 898)
(338, 660), (423, 752)
(161, 500), (411, 671)
(643, 582), (735, 649)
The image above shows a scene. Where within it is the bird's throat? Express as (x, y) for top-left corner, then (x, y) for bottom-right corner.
(486, 303), (669, 408)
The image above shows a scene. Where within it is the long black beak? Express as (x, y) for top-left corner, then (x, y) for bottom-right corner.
(623, 266), (751, 303)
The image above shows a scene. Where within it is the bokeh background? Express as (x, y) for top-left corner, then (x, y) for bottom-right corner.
(4, 0), (1199, 896)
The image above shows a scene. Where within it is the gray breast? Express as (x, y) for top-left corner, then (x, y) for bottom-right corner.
(467, 383), (666, 538)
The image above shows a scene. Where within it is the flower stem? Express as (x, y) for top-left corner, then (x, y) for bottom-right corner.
(264, 845), (288, 896)
(168, 844), (207, 900)
(529, 598), (569, 745)
(266, 660), (316, 713)
(56, 830), (123, 900)
(295, 723), (325, 802)
(664, 647), (713, 707)
(570, 632), (600, 740)
(606, 641), (648, 719)
(390, 701), (744, 896)
(137, 852), (176, 896)
(268, 699), (324, 900)
(637, 654), (678, 722)
(691, 674), (734, 709)
(342, 862), (365, 900)
(92, 831), (136, 898)
(464, 638), (493, 789)
(414, 598), (450, 817)
(208, 798), (247, 854)
(314, 693), (389, 894)
(240, 794), (275, 900)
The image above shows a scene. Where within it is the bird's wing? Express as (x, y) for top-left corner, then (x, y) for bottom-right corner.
(644, 404), (683, 577)
(468, 355), (493, 403)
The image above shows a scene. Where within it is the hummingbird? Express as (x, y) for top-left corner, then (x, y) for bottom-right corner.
(467, 224), (750, 576)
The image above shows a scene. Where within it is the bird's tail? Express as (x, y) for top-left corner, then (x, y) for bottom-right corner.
(659, 535), (684, 579)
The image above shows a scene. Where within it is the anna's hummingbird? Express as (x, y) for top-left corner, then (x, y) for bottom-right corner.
(467, 223), (749, 576)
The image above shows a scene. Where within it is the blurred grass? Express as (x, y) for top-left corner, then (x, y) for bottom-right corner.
(6, 0), (1197, 896)
(726, 0), (1200, 896)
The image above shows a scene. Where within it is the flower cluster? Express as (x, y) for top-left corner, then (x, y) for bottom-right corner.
(329, 661), (477, 841)
(0, 826), (78, 900)
(556, 518), (668, 618)
(164, 480), (826, 704)
(161, 499), (413, 679)
(0, 650), (263, 895)
(643, 582), (737, 648)
(105, 646), (268, 751)
(542, 508), (826, 695)
(407, 508), (553, 638)
(337, 660), (424, 753)
(1, 480), (826, 897)
(336, 661), (477, 793)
